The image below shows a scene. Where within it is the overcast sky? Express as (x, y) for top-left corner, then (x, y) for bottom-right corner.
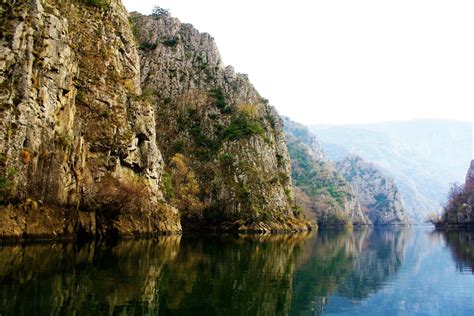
(123, 0), (474, 125)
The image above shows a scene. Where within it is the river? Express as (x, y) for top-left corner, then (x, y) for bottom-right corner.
(1, 227), (474, 315)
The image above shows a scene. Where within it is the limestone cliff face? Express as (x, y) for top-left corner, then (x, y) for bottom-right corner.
(0, 1), (313, 238)
(0, 0), (181, 238)
(336, 156), (411, 225)
(283, 118), (369, 227)
(131, 13), (311, 232)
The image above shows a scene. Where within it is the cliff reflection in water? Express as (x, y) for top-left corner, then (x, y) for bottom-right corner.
(291, 228), (409, 314)
(0, 237), (182, 315)
(0, 229), (410, 315)
(155, 234), (311, 315)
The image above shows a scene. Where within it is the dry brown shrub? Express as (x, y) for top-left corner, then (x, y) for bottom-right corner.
(167, 154), (206, 217)
(83, 174), (152, 219)
(20, 149), (30, 164)
(236, 103), (259, 118)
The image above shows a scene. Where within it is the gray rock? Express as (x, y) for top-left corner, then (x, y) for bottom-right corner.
(0, 0), (181, 238)
(130, 12), (313, 231)
(336, 156), (411, 225)
(283, 118), (370, 226)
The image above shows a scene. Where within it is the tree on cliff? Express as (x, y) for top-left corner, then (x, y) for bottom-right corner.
(151, 5), (170, 18)
(442, 182), (468, 221)
(447, 182), (465, 203)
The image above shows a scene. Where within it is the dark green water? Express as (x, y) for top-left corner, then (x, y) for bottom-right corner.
(1, 227), (474, 315)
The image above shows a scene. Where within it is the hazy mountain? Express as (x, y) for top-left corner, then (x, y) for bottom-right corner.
(284, 118), (410, 226)
(311, 119), (473, 222)
(283, 118), (369, 227)
(336, 156), (411, 226)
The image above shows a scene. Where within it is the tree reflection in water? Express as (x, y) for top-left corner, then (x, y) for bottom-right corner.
(438, 230), (474, 273)
(0, 229), (410, 315)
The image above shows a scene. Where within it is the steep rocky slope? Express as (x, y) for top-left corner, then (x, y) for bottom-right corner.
(131, 13), (311, 232)
(0, 1), (311, 239)
(437, 160), (474, 227)
(0, 0), (181, 238)
(312, 120), (472, 222)
(283, 118), (369, 227)
(336, 156), (411, 225)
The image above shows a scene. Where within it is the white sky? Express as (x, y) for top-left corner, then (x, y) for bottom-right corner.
(123, 0), (474, 125)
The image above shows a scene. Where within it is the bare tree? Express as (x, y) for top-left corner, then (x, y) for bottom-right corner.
(444, 182), (467, 214)
(447, 182), (464, 201)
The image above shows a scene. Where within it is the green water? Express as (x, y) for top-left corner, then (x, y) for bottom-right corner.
(1, 227), (474, 315)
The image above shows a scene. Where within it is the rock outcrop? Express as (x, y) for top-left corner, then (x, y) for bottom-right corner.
(283, 118), (369, 227)
(0, 1), (312, 239)
(131, 13), (312, 232)
(0, 0), (182, 239)
(336, 156), (411, 225)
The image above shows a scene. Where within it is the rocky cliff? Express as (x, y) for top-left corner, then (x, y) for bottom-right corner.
(0, 1), (311, 239)
(336, 156), (411, 225)
(283, 118), (369, 227)
(0, 0), (182, 238)
(131, 13), (311, 232)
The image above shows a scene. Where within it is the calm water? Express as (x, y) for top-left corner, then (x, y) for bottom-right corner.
(1, 227), (474, 315)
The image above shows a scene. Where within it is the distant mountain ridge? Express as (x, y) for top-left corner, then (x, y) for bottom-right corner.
(311, 119), (473, 222)
(284, 118), (410, 226)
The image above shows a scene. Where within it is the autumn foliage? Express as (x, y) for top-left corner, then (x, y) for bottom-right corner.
(164, 154), (206, 218)
(82, 175), (152, 219)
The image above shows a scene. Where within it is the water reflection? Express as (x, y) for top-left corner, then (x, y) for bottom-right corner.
(439, 230), (474, 273)
(0, 237), (181, 315)
(336, 228), (409, 299)
(155, 234), (311, 315)
(2, 228), (474, 315)
(0, 234), (312, 315)
(291, 228), (409, 314)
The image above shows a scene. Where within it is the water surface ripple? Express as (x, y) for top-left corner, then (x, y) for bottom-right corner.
(1, 227), (474, 315)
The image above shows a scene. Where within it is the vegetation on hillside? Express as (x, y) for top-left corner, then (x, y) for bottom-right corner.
(284, 119), (357, 227)
(432, 183), (472, 226)
(288, 143), (347, 205)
